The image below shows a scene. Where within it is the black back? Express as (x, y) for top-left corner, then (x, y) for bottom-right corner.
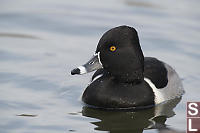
(144, 57), (168, 88)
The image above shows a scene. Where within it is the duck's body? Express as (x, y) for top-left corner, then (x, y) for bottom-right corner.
(83, 68), (154, 109)
(83, 57), (183, 109)
(71, 25), (184, 109)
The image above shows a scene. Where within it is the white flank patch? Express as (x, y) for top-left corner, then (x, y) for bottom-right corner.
(144, 78), (164, 104)
(78, 66), (87, 74)
(144, 63), (185, 105)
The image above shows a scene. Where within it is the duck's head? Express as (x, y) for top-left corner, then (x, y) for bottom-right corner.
(71, 25), (144, 83)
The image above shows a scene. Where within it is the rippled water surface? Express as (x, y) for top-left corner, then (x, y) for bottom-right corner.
(0, 0), (200, 133)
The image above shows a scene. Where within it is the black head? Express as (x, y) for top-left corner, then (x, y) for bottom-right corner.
(96, 25), (144, 82)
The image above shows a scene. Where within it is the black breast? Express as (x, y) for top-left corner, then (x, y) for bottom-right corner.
(82, 75), (155, 109)
(144, 57), (168, 88)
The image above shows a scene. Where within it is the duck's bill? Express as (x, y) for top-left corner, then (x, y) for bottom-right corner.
(71, 52), (102, 75)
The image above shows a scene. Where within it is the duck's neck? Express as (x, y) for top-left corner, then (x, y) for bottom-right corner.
(111, 67), (144, 84)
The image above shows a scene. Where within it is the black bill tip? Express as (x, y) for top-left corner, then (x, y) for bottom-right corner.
(71, 68), (80, 75)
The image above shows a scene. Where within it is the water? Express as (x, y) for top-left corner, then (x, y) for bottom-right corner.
(0, 0), (200, 133)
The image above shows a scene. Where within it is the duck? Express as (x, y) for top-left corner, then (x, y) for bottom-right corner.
(71, 25), (184, 109)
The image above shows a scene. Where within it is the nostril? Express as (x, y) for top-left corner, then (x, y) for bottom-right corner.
(89, 61), (94, 65)
(71, 68), (80, 75)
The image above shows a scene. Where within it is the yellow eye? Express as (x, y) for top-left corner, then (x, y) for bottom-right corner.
(109, 46), (116, 52)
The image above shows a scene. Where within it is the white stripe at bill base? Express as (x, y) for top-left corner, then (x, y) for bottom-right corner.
(78, 66), (87, 74)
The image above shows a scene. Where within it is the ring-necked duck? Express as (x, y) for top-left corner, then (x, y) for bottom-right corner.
(71, 25), (184, 109)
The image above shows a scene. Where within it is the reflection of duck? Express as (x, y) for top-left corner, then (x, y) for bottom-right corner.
(71, 25), (184, 109)
(82, 98), (183, 133)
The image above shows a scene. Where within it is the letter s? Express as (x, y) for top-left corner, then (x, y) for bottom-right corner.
(188, 103), (198, 116)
